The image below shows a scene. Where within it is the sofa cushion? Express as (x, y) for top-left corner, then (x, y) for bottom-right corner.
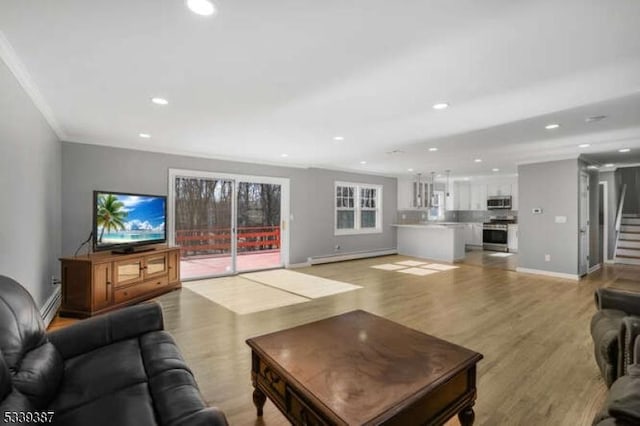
(140, 331), (191, 377)
(51, 338), (147, 414)
(51, 382), (156, 426)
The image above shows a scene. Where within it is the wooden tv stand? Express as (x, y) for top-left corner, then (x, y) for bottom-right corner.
(59, 245), (181, 318)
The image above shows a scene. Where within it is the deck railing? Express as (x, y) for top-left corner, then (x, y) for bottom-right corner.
(175, 225), (280, 258)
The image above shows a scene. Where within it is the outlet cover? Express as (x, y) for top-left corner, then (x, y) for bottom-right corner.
(545, 254), (551, 262)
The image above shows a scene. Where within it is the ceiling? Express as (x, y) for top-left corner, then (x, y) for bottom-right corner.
(1, 0), (639, 178)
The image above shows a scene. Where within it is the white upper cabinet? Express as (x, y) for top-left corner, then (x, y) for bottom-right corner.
(487, 182), (512, 196)
(470, 183), (487, 211)
(454, 181), (470, 210)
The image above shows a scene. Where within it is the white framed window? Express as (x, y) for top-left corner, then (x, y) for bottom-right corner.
(335, 182), (383, 235)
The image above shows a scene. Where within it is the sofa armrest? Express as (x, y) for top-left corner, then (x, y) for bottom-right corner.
(596, 288), (640, 316)
(172, 408), (228, 426)
(47, 302), (164, 360)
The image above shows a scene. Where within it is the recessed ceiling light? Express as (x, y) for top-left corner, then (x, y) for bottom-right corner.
(492, 168), (500, 172)
(139, 133), (151, 139)
(605, 163), (614, 167)
(474, 158), (482, 163)
(333, 136), (344, 141)
(408, 168), (414, 172)
(280, 153), (289, 158)
(186, 0), (216, 16)
(428, 147), (438, 152)
(587, 165), (599, 170)
(151, 97), (169, 105)
(578, 143), (591, 148)
(360, 161), (367, 165)
(463, 177), (470, 181)
(432, 103), (449, 110)
(545, 123), (560, 130)
(619, 148), (631, 153)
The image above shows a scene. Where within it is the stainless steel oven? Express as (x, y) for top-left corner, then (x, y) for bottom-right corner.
(483, 223), (508, 252)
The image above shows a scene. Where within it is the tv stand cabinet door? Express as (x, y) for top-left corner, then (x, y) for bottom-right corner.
(92, 262), (113, 311)
(168, 249), (180, 283)
(113, 258), (144, 287)
(144, 253), (168, 280)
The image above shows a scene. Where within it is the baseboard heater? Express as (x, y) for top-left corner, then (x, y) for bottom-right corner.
(308, 248), (397, 265)
(40, 285), (62, 327)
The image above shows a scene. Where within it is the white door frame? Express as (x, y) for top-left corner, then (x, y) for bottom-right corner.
(600, 180), (610, 263)
(168, 168), (291, 275)
(579, 172), (590, 275)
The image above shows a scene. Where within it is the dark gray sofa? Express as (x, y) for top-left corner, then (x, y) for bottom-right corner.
(591, 287), (640, 387)
(0, 275), (227, 426)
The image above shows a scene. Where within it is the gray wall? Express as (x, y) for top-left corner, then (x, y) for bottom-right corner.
(0, 58), (61, 307)
(61, 143), (397, 264)
(518, 159), (579, 275)
(618, 167), (640, 214)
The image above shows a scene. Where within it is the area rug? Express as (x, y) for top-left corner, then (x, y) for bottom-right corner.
(241, 269), (361, 299)
(183, 276), (309, 315)
(395, 260), (427, 266)
(371, 263), (408, 271)
(397, 267), (439, 276)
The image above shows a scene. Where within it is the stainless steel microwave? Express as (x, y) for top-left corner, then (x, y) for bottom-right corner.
(487, 196), (512, 210)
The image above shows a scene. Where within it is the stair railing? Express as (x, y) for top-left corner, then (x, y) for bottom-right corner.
(614, 184), (627, 258)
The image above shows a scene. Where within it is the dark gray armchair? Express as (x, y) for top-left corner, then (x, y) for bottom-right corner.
(591, 288), (640, 387)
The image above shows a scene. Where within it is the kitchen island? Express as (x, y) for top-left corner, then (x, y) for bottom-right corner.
(393, 223), (467, 262)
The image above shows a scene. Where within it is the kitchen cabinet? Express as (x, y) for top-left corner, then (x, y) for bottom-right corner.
(454, 182), (470, 210)
(487, 183), (512, 196)
(470, 183), (487, 211)
(471, 223), (484, 246)
(508, 224), (518, 252)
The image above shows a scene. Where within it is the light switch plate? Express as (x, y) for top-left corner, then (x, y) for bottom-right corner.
(555, 216), (567, 223)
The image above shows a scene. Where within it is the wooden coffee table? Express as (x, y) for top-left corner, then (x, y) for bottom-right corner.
(246, 310), (483, 425)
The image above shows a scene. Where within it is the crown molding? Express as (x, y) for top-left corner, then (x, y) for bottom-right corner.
(0, 30), (67, 140)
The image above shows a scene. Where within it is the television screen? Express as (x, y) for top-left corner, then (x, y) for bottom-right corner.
(93, 191), (167, 252)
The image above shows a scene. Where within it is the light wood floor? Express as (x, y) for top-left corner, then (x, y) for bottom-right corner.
(50, 256), (640, 425)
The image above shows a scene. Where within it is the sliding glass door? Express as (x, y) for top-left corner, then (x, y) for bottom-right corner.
(169, 170), (288, 280)
(173, 176), (234, 279)
(236, 182), (282, 273)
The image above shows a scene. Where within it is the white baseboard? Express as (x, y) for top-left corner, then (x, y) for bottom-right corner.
(588, 264), (602, 274)
(308, 248), (398, 265)
(40, 285), (61, 327)
(604, 259), (616, 264)
(287, 262), (311, 269)
(515, 267), (580, 281)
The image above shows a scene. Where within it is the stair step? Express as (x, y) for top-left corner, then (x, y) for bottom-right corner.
(622, 218), (640, 226)
(620, 233), (640, 241)
(623, 214), (640, 218)
(616, 248), (640, 257)
(621, 225), (640, 232)
(615, 257), (640, 265)
(619, 240), (640, 249)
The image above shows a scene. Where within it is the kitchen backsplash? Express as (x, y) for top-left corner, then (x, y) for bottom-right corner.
(396, 210), (517, 224)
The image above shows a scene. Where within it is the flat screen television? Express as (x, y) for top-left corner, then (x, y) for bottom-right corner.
(93, 190), (167, 253)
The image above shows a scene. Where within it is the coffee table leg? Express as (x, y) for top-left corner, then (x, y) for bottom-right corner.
(458, 403), (475, 426)
(253, 387), (267, 417)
